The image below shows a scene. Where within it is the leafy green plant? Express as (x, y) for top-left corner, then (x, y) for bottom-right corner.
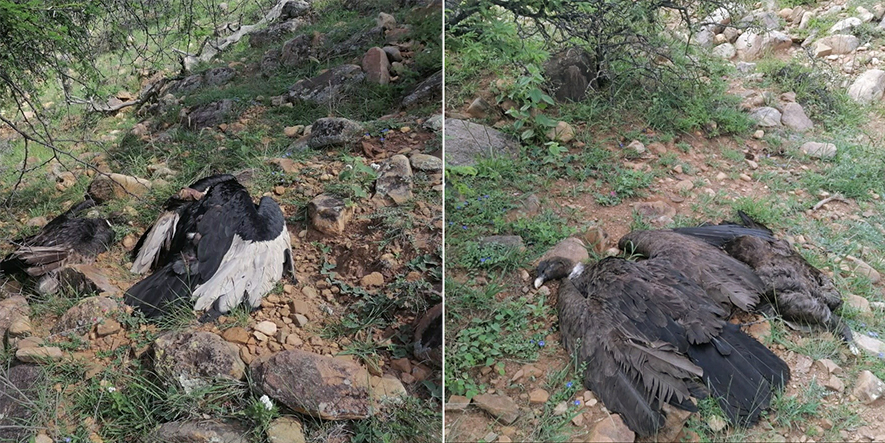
(501, 64), (559, 142)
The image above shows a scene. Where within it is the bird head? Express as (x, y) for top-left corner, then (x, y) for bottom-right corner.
(534, 256), (577, 289)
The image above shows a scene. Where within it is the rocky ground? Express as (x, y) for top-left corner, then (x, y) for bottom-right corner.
(444, 0), (885, 441)
(0, 1), (442, 442)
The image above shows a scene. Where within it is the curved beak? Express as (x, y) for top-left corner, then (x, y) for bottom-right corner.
(534, 276), (545, 289)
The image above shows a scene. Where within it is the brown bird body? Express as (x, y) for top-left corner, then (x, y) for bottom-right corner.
(618, 230), (765, 313)
(544, 256), (790, 437)
(674, 212), (850, 341)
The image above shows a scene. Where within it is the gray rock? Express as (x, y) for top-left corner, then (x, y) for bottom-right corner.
(736, 62), (757, 73)
(307, 117), (363, 149)
(0, 365), (45, 442)
(712, 43), (737, 59)
(735, 31), (792, 60)
(723, 26), (741, 43)
(382, 45), (403, 62)
(695, 27), (716, 48)
(466, 96), (493, 119)
(409, 153), (442, 171)
(781, 102), (814, 131)
(203, 67), (236, 87)
(815, 35), (860, 55)
(750, 106), (783, 126)
(362, 47), (391, 85)
(281, 34), (314, 68)
(308, 194), (352, 236)
(181, 99), (235, 130)
(848, 69), (885, 103)
(376, 12), (396, 30)
(329, 26), (384, 57)
(423, 114), (443, 131)
(473, 394), (520, 424)
(858, 7), (875, 22)
(267, 417), (306, 443)
(52, 296), (120, 336)
(800, 141), (837, 159)
(401, 70), (441, 107)
(854, 370), (885, 404)
(280, 0), (310, 20)
(153, 330), (245, 393)
(288, 64), (365, 105)
(251, 350), (372, 420)
(172, 74), (204, 94)
(478, 235), (526, 250)
(444, 118), (519, 167)
(261, 48), (282, 76)
(152, 420), (248, 443)
(15, 347), (63, 363)
(375, 154), (413, 204)
(543, 47), (595, 102)
(250, 19), (305, 47)
(830, 17), (862, 34)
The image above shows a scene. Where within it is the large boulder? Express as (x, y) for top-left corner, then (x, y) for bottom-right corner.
(814, 35), (860, 56)
(153, 330), (245, 394)
(250, 19), (306, 47)
(251, 350), (372, 420)
(288, 64), (365, 105)
(781, 102), (814, 131)
(374, 154), (413, 204)
(543, 47), (595, 102)
(402, 70), (442, 107)
(444, 119), (519, 167)
(362, 47), (391, 85)
(52, 296), (121, 336)
(180, 99), (235, 130)
(735, 31), (791, 60)
(281, 34), (314, 68)
(307, 117), (364, 149)
(848, 69), (885, 103)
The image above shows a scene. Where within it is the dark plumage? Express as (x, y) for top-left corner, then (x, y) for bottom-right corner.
(413, 303), (442, 367)
(130, 174), (236, 274)
(540, 257), (790, 437)
(125, 175), (295, 320)
(674, 212), (851, 341)
(1, 198), (114, 277)
(619, 230), (765, 313)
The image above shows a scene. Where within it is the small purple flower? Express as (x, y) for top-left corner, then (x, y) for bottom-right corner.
(861, 322), (868, 328)
(574, 399), (581, 406)
(456, 205), (463, 210)
(529, 339), (535, 344)
(379, 137), (385, 142)
(538, 340), (546, 347)
(448, 221), (454, 226)
(381, 128), (390, 133)
(462, 225), (467, 230)
(480, 257), (488, 263)
(870, 331), (880, 338)
(610, 191), (616, 196)
(364, 132), (371, 136)
(566, 381), (573, 388)
(484, 194), (490, 199)
(878, 352), (884, 359)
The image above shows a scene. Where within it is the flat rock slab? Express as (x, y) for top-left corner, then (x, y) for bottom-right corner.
(409, 153), (442, 171)
(0, 364), (44, 442)
(52, 296), (120, 336)
(288, 64), (365, 105)
(473, 393), (520, 424)
(848, 69), (885, 103)
(251, 349), (372, 420)
(152, 420), (248, 443)
(153, 330), (245, 394)
(402, 70), (441, 107)
(180, 99), (235, 130)
(307, 117), (364, 149)
(16, 346), (63, 363)
(444, 119), (519, 167)
(800, 141), (837, 159)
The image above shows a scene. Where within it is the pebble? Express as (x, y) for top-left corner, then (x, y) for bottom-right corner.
(254, 321), (278, 336)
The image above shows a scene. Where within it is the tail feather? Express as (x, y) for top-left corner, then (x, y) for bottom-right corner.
(688, 323), (789, 426)
(124, 263), (194, 318)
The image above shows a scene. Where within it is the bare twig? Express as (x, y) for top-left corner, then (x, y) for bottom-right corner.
(811, 195), (849, 211)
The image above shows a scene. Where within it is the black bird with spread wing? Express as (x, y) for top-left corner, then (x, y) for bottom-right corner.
(124, 175), (295, 320)
(536, 256), (790, 437)
(1, 197), (114, 277)
(130, 173), (236, 274)
(673, 211), (851, 342)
